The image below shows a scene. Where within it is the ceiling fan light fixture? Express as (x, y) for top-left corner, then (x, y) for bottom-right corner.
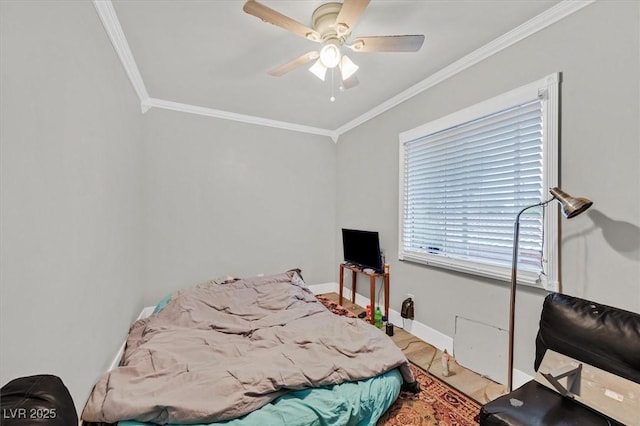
(244, 0), (425, 88)
(339, 55), (358, 80)
(309, 59), (327, 81)
(319, 44), (341, 68)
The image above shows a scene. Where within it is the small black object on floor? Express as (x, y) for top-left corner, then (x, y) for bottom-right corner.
(401, 380), (421, 394)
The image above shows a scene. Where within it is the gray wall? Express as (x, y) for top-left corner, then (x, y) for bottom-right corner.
(0, 1), (144, 407)
(141, 109), (337, 305)
(337, 0), (640, 378)
(2, 0), (638, 412)
(0, 0), (336, 410)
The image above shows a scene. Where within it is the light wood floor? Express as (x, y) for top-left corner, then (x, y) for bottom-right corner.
(321, 292), (505, 404)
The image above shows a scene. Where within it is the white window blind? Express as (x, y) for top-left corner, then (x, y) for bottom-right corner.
(399, 74), (559, 289)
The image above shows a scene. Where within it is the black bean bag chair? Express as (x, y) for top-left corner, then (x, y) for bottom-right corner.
(1, 374), (77, 426)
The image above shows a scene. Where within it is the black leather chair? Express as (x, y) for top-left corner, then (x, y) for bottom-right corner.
(480, 293), (640, 426)
(0, 374), (77, 426)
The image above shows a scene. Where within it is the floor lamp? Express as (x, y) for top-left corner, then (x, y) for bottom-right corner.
(507, 186), (593, 392)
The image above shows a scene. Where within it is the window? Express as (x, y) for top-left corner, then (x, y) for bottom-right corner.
(399, 74), (560, 290)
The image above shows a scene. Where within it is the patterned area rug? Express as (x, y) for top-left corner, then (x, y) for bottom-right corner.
(315, 294), (480, 426)
(315, 294), (357, 318)
(378, 363), (480, 425)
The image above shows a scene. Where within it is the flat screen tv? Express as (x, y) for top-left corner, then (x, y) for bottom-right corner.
(341, 228), (383, 272)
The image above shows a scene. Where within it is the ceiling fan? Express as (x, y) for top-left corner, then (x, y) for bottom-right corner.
(243, 0), (425, 90)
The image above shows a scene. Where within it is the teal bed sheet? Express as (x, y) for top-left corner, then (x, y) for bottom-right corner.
(118, 293), (401, 426)
(119, 368), (401, 426)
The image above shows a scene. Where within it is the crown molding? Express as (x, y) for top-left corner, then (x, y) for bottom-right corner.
(93, 0), (150, 112)
(143, 98), (338, 140)
(94, 0), (592, 140)
(93, 0), (337, 141)
(333, 0), (595, 137)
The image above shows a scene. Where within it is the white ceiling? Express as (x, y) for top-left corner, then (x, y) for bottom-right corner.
(104, 0), (575, 136)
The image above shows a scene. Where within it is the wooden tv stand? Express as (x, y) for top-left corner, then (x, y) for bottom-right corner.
(339, 263), (389, 325)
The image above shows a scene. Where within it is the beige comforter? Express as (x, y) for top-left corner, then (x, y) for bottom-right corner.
(82, 271), (412, 424)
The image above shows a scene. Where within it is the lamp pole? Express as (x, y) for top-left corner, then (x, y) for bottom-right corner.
(507, 187), (592, 392)
(507, 199), (552, 392)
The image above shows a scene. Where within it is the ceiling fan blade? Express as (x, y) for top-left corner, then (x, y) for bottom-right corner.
(243, 0), (321, 42)
(341, 75), (359, 90)
(268, 51), (320, 77)
(348, 35), (425, 52)
(335, 0), (371, 36)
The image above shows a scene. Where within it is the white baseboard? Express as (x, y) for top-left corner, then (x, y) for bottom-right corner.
(309, 281), (532, 386)
(309, 281), (454, 352)
(355, 289), (455, 353)
(81, 306), (157, 424)
(308, 282), (340, 295)
(106, 306), (155, 371)
(513, 368), (533, 389)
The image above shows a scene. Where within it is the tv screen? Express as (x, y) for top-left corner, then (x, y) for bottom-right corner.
(341, 229), (383, 272)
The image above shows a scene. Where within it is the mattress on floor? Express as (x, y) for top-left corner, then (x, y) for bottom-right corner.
(94, 272), (405, 425)
(118, 368), (402, 426)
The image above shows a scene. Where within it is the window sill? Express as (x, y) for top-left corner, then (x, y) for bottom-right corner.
(399, 251), (558, 291)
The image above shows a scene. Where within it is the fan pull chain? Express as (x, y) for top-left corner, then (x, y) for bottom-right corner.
(330, 68), (336, 102)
